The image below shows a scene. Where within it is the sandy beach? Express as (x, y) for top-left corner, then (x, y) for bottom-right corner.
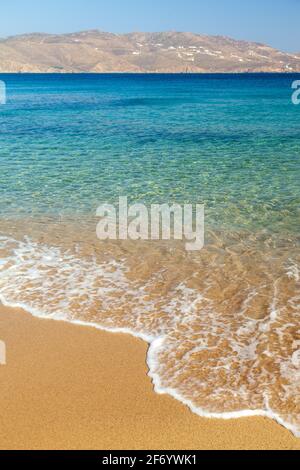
(0, 303), (299, 450)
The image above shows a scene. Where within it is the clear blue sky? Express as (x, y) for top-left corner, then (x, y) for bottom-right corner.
(1, 0), (299, 52)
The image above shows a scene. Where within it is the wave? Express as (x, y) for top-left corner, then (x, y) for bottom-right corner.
(0, 233), (299, 437)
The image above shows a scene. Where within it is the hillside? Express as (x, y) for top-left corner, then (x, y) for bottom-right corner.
(0, 30), (299, 73)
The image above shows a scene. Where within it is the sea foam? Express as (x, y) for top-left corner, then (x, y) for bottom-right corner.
(0, 234), (299, 437)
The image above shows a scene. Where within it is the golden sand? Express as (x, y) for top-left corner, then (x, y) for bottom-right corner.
(0, 303), (299, 450)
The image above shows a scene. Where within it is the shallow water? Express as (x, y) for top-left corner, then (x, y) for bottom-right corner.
(0, 74), (299, 435)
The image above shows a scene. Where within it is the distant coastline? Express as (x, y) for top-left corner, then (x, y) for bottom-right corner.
(0, 30), (299, 74)
(1, 71), (300, 75)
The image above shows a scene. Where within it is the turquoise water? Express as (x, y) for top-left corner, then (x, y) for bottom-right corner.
(0, 73), (299, 234)
(1, 74), (300, 436)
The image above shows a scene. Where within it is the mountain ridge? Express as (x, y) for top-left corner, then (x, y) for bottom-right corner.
(0, 30), (299, 73)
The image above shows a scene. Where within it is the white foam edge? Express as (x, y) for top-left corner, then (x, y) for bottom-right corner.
(1, 293), (299, 438)
(147, 337), (300, 437)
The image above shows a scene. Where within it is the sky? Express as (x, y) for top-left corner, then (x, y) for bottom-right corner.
(0, 0), (299, 52)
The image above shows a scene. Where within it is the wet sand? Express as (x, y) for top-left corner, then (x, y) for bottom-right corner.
(0, 303), (299, 450)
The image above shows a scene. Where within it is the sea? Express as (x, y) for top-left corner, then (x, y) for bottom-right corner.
(0, 73), (299, 435)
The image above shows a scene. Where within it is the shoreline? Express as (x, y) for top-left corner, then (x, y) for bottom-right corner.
(1, 302), (300, 450)
(2, 294), (298, 438)
(1, 72), (300, 75)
